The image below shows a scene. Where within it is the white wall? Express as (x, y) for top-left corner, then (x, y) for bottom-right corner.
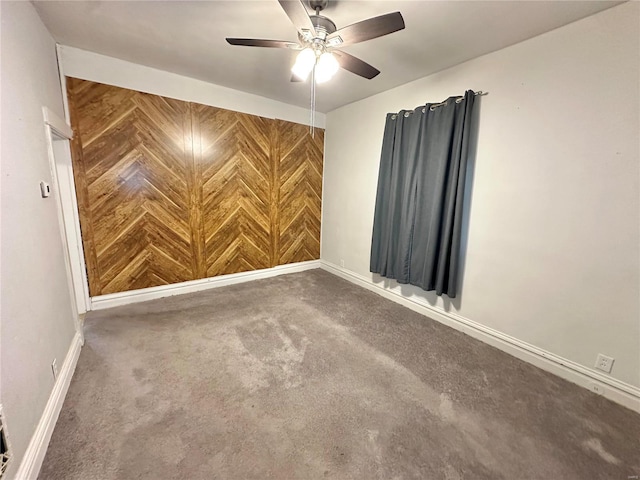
(322, 3), (639, 388)
(59, 45), (326, 128)
(0, 1), (77, 475)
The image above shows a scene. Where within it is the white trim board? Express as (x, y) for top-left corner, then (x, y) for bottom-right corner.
(42, 106), (73, 139)
(42, 106), (90, 327)
(91, 260), (322, 310)
(320, 260), (640, 413)
(14, 332), (83, 480)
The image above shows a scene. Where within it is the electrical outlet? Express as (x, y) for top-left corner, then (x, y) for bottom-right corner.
(595, 354), (614, 373)
(589, 382), (605, 395)
(340, 259), (345, 268)
(51, 359), (58, 380)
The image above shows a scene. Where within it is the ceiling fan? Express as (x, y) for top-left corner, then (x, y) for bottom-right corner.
(225, 0), (405, 83)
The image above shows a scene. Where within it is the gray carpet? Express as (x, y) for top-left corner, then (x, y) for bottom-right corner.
(39, 269), (639, 480)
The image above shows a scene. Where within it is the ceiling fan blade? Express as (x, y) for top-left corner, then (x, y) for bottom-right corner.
(278, 0), (316, 38)
(327, 12), (405, 47)
(226, 38), (299, 49)
(333, 51), (380, 79)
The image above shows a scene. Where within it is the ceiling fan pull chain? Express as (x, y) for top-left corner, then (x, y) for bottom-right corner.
(310, 65), (316, 137)
(309, 67), (312, 135)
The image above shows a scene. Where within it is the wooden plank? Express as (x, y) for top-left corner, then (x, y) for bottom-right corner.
(66, 77), (102, 296)
(67, 78), (194, 294)
(186, 103), (206, 279)
(197, 104), (273, 277)
(276, 120), (324, 265)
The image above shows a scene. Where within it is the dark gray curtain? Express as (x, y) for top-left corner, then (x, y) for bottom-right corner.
(370, 90), (476, 298)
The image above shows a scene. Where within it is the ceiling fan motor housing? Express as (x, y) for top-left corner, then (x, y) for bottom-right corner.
(313, 15), (337, 35)
(299, 14), (337, 47)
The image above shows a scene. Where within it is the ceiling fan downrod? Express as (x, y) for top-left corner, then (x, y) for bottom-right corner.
(308, 0), (328, 13)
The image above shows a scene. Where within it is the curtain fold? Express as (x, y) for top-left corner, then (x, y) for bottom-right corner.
(370, 90), (476, 298)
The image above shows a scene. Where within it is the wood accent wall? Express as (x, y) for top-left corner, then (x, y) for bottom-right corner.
(276, 120), (323, 265)
(67, 78), (323, 296)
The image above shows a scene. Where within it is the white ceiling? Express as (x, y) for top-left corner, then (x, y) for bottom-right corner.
(33, 0), (620, 113)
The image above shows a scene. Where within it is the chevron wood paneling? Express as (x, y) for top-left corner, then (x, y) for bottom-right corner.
(193, 105), (274, 277)
(67, 78), (323, 296)
(67, 78), (197, 295)
(275, 121), (324, 265)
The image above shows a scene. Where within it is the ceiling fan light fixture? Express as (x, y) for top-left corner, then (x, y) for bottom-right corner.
(291, 47), (316, 80)
(315, 51), (339, 83)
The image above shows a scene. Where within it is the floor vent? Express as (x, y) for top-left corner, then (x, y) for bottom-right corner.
(0, 406), (10, 478)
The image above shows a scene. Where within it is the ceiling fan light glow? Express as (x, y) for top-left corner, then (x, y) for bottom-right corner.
(315, 51), (339, 83)
(291, 47), (316, 80)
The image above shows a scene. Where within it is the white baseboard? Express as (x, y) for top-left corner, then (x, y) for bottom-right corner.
(14, 331), (83, 480)
(320, 261), (640, 413)
(91, 260), (322, 310)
